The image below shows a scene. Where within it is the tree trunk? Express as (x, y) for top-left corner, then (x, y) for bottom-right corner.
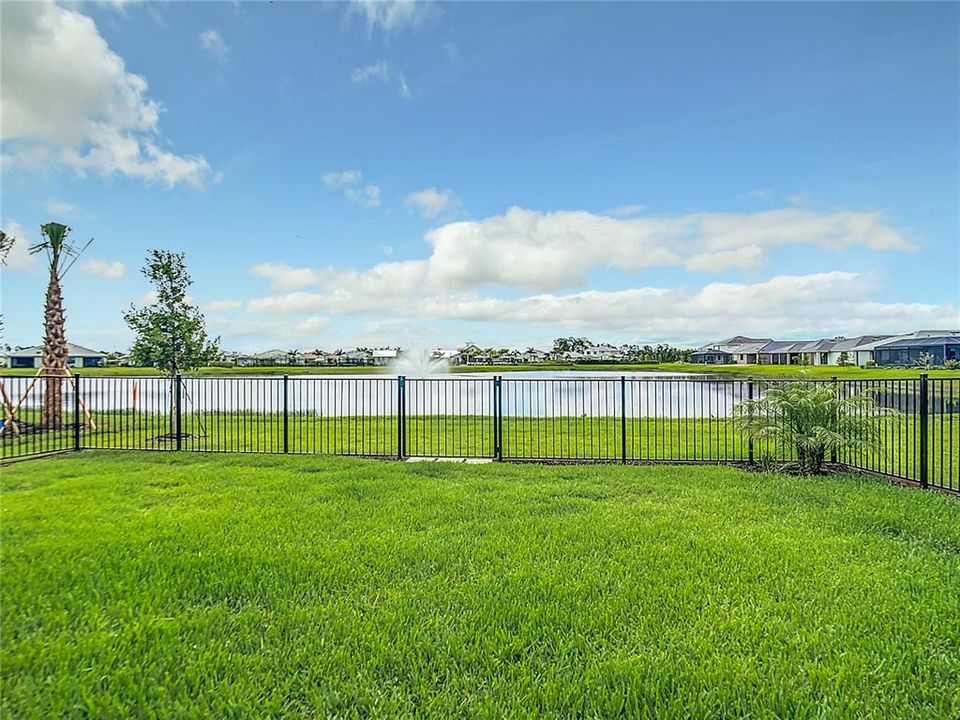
(169, 375), (179, 438)
(41, 272), (68, 428)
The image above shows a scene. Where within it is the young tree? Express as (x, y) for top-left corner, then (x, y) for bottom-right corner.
(123, 251), (220, 437)
(29, 223), (92, 427)
(837, 351), (851, 367)
(123, 250), (220, 373)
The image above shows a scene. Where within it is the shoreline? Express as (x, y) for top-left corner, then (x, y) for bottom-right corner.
(2, 363), (957, 380)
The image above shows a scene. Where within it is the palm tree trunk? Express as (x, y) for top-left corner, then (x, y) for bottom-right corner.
(41, 271), (68, 427)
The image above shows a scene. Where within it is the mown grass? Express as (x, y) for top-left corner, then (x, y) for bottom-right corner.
(2, 452), (959, 718)
(2, 363), (957, 379)
(4, 408), (957, 490)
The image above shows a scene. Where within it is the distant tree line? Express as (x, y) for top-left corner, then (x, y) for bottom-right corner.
(551, 337), (691, 363)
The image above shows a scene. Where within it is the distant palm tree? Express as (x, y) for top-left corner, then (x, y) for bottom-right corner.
(29, 222), (91, 427)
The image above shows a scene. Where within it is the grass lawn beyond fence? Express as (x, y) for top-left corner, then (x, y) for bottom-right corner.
(2, 452), (959, 718)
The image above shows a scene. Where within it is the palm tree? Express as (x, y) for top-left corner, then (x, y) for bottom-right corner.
(733, 381), (897, 474)
(29, 223), (91, 427)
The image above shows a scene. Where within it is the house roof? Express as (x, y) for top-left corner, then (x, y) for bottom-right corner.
(6, 342), (106, 358)
(760, 340), (811, 353)
(828, 335), (892, 351)
(718, 336), (771, 344)
(691, 349), (732, 357)
(877, 335), (960, 349)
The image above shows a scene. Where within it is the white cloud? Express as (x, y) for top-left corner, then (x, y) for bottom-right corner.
(350, 61), (411, 98)
(0, 221), (38, 271)
(244, 205), (916, 299)
(198, 29), (229, 64)
(249, 262), (327, 290)
(134, 290), (159, 305)
(684, 246), (764, 273)
(1, 1), (212, 188)
(240, 204), (945, 340)
(405, 187), (460, 219)
(245, 205), (915, 299)
(605, 204), (646, 218)
(345, 184), (382, 208)
(248, 291), (329, 315)
(402, 206), (911, 291)
(322, 170), (363, 188)
(347, 0), (435, 36)
(321, 169), (382, 207)
(44, 200), (82, 216)
(242, 270), (958, 339)
(200, 299), (242, 312)
(397, 72), (411, 99)
(209, 315), (330, 341)
(351, 62), (391, 84)
(81, 259), (126, 279)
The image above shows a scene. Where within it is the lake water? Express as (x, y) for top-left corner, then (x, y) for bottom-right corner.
(4, 371), (757, 418)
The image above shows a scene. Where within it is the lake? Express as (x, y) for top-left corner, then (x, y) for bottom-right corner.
(5, 370), (759, 419)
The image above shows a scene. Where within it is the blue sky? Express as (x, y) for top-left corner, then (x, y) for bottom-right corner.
(2, 0), (957, 352)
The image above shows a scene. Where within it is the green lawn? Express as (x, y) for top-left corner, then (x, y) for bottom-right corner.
(2, 452), (959, 718)
(5, 408), (957, 491)
(2, 363), (957, 379)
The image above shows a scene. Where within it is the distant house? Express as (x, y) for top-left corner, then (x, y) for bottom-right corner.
(583, 343), (622, 361)
(520, 348), (548, 364)
(690, 348), (733, 364)
(432, 349), (462, 365)
(300, 351), (321, 366)
(371, 348), (399, 366)
(692, 337), (772, 365)
(873, 331), (960, 366)
(456, 344), (485, 365)
(340, 349), (372, 365)
(253, 349), (292, 366)
(812, 336), (892, 366)
(691, 334), (902, 366)
(3, 343), (106, 369)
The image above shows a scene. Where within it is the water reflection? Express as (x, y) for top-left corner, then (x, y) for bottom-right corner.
(2, 372), (758, 418)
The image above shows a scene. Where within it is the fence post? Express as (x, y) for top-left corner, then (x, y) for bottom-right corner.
(620, 375), (627, 464)
(283, 374), (289, 454)
(830, 376), (838, 464)
(397, 375), (406, 459)
(919, 373), (929, 489)
(747, 379), (754, 464)
(74, 373), (82, 452)
(494, 375), (503, 461)
(175, 374), (183, 452)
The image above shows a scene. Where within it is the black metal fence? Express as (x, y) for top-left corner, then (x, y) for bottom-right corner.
(1, 374), (957, 494)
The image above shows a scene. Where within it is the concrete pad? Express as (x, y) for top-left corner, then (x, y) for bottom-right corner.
(405, 456), (493, 464)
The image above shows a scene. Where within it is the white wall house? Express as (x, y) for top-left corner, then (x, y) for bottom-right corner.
(3, 343), (106, 369)
(583, 343), (622, 361)
(371, 348), (399, 366)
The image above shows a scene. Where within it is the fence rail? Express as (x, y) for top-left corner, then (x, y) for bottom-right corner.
(1, 373), (957, 494)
